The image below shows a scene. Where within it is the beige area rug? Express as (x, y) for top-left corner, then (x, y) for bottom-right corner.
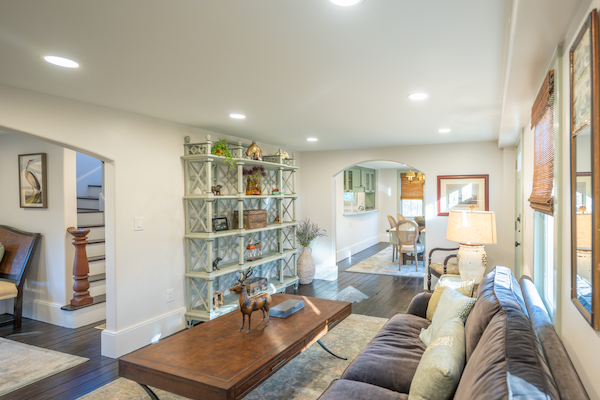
(77, 314), (388, 400)
(0, 337), (88, 396)
(346, 246), (426, 277)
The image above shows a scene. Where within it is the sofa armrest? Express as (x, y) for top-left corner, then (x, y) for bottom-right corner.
(406, 292), (432, 318)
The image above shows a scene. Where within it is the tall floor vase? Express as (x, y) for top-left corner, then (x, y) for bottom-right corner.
(297, 247), (315, 285)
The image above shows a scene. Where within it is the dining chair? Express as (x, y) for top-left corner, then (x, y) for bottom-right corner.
(397, 213), (405, 222)
(395, 220), (424, 271)
(387, 215), (399, 262)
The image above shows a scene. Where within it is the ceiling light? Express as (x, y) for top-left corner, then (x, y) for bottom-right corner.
(330, 0), (362, 6)
(408, 93), (429, 100)
(439, 128), (451, 133)
(307, 138), (318, 142)
(229, 114), (246, 119)
(44, 56), (79, 68)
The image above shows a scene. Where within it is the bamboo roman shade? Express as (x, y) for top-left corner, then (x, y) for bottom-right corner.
(400, 173), (423, 200)
(528, 70), (555, 215)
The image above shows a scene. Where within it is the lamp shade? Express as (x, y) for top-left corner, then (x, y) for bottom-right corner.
(446, 210), (497, 244)
(577, 213), (592, 249)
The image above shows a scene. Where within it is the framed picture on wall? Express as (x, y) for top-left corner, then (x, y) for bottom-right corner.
(18, 153), (48, 209)
(570, 11), (596, 135)
(437, 175), (489, 216)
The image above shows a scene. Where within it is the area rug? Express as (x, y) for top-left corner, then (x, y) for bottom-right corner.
(77, 314), (388, 400)
(0, 337), (88, 396)
(345, 246), (425, 277)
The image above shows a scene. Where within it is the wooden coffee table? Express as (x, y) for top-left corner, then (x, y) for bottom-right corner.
(119, 293), (351, 400)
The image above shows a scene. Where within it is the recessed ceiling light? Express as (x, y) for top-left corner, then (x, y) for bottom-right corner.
(439, 128), (451, 133)
(229, 114), (246, 119)
(307, 138), (318, 142)
(408, 93), (429, 100)
(330, 0), (362, 6)
(44, 56), (79, 68)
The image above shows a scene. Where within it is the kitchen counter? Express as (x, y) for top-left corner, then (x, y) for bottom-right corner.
(343, 209), (379, 216)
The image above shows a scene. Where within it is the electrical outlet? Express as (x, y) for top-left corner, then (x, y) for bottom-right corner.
(167, 288), (174, 303)
(134, 217), (144, 231)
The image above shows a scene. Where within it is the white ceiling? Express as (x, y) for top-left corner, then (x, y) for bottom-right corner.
(0, 0), (583, 151)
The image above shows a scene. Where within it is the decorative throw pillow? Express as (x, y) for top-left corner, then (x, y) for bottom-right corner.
(409, 317), (466, 400)
(427, 279), (475, 321)
(0, 242), (4, 264)
(420, 287), (476, 346)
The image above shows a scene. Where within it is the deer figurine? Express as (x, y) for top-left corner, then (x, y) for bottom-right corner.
(245, 141), (263, 161)
(230, 267), (271, 334)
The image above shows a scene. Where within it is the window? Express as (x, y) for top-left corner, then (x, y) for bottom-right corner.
(402, 199), (423, 217)
(535, 212), (555, 314)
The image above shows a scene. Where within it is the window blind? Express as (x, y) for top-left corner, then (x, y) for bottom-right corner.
(528, 70), (555, 215)
(400, 173), (423, 200)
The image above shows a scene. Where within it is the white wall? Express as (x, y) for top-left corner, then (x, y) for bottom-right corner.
(0, 84), (286, 358)
(0, 133), (78, 323)
(299, 141), (515, 282)
(76, 152), (102, 197)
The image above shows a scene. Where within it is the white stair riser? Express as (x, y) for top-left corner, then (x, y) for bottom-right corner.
(84, 226), (105, 241)
(77, 212), (104, 226)
(77, 198), (99, 209)
(89, 280), (106, 297)
(88, 186), (102, 197)
(86, 242), (105, 258)
(88, 259), (105, 276)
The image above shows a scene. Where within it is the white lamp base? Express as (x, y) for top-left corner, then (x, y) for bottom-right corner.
(457, 243), (487, 284)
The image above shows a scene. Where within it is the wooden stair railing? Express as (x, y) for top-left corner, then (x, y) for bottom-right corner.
(67, 227), (93, 307)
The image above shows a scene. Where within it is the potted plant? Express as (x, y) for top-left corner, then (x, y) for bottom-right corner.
(243, 166), (266, 195)
(211, 138), (235, 170)
(296, 219), (327, 284)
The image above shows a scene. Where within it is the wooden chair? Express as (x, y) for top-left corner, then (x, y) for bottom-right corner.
(395, 220), (424, 271)
(386, 215), (399, 261)
(0, 225), (41, 328)
(427, 247), (460, 290)
(396, 213), (405, 222)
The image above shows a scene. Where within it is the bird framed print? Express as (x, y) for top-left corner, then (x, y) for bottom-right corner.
(18, 153), (47, 208)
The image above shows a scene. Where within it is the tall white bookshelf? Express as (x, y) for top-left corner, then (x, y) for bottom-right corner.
(182, 134), (299, 326)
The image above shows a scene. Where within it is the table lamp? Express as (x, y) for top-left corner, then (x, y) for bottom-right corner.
(446, 207), (497, 284)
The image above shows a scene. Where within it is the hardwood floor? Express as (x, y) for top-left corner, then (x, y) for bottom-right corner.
(0, 242), (423, 399)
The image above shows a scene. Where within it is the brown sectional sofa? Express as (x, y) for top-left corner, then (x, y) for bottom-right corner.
(318, 266), (589, 400)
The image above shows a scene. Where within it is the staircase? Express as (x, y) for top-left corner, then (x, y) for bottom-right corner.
(61, 184), (106, 313)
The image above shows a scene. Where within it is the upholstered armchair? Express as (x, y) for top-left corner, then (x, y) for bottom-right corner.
(427, 247), (459, 290)
(395, 220), (424, 271)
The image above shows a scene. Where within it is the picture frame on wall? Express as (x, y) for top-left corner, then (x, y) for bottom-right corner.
(18, 153), (48, 209)
(437, 175), (489, 216)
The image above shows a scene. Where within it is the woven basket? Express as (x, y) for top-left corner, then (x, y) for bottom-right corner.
(233, 210), (267, 230)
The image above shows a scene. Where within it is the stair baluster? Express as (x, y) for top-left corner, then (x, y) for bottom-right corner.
(67, 227), (94, 306)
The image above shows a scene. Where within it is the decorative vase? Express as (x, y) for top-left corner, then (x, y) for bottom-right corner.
(297, 247), (315, 284)
(245, 177), (262, 195)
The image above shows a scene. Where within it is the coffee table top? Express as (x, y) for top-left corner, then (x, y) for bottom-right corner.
(119, 293), (351, 392)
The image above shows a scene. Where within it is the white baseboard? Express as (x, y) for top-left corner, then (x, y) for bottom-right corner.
(101, 307), (186, 359)
(336, 234), (385, 263)
(22, 298), (66, 326)
(63, 302), (106, 329)
(18, 298), (105, 328)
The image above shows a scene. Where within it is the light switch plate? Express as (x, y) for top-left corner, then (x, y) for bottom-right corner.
(167, 288), (174, 303)
(134, 217), (143, 231)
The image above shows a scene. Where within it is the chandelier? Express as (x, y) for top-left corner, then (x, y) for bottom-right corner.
(406, 170), (425, 185)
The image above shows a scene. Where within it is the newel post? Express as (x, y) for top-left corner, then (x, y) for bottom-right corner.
(67, 227), (94, 307)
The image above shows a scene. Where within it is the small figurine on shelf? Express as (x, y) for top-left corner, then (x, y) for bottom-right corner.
(213, 257), (222, 271)
(211, 185), (223, 196)
(246, 141), (263, 161)
(230, 267), (271, 334)
(245, 238), (262, 261)
(274, 212), (286, 223)
(272, 188), (280, 195)
(206, 291), (225, 311)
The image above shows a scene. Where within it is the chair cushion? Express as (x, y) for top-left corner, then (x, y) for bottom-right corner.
(0, 280), (18, 300)
(464, 266), (527, 361)
(401, 243), (424, 252)
(429, 262), (459, 275)
(454, 310), (560, 400)
(420, 287), (476, 346)
(409, 317), (466, 400)
(341, 313), (430, 394)
(318, 379), (408, 400)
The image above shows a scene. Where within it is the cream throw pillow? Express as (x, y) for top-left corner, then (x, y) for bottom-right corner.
(409, 317), (466, 400)
(420, 287), (476, 346)
(426, 279), (474, 320)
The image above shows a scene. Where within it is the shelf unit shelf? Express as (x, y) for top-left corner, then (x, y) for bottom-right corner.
(182, 134), (299, 326)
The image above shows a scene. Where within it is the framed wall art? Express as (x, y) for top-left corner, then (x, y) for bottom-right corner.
(437, 175), (489, 216)
(18, 153), (47, 209)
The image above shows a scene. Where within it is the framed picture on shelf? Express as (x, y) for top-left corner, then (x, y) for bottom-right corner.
(437, 175), (489, 216)
(212, 217), (229, 232)
(18, 153), (48, 209)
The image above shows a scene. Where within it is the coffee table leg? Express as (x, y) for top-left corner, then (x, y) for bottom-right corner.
(317, 340), (348, 360)
(139, 383), (160, 399)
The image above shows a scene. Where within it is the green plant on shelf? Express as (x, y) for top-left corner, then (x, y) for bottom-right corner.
(211, 138), (235, 169)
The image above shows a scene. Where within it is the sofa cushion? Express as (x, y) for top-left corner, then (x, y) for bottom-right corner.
(318, 379), (408, 400)
(341, 313), (430, 394)
(464, 266), (527, 360)
(420, 287), (475, 346)
(454, 310), (560, 400)
(426, 279), (475, 320)
(409, 317), (465, 400)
